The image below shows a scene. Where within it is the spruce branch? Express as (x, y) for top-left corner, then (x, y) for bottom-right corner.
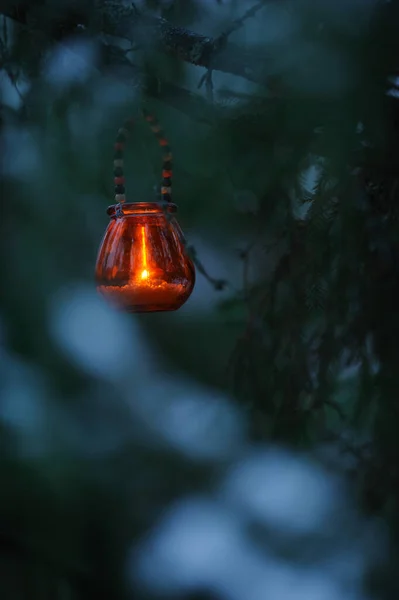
(0, 0), (275, 85)
(102, 42), (218, 123)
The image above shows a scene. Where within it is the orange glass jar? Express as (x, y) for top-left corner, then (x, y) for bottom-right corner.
(95, 202), (195, 313)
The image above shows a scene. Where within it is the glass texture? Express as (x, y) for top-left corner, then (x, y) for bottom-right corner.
(95, 203), (195, 313)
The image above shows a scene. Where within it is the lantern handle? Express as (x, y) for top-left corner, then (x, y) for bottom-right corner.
(113, 108), (173, 205)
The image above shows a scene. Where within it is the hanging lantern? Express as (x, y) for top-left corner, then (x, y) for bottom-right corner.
(95, 110), (195, 313)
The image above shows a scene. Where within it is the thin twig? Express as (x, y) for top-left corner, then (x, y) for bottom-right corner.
(0, 24), (24, 105)
(197, 0), (268, 97)
(218, 0), (269, 44)
(324, 399), (346, 420)
(197, 68), (214, 104)
(187, 245), (228, 291)
(2, 14), (8, 46)
(205, 69), (214, 103)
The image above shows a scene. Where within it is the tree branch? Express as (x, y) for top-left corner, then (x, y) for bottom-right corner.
(102, 43), (219, 124)
(0, 0), (272, 84)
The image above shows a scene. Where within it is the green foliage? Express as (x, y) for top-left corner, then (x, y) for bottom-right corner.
(2, 0), (399, 598)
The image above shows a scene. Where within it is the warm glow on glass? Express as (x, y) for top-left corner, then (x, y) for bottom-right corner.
(140, 225), (148, 275)
(95, 202), (195, 313)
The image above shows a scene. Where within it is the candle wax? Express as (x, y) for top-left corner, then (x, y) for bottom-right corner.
(97, 279), (187, 312)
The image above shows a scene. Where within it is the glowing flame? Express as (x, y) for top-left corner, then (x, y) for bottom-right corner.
(140, 225), (149, 281)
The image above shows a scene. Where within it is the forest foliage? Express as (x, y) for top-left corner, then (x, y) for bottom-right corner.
(1, 0), (399, 598)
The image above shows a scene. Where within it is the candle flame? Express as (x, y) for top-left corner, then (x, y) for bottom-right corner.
(140, 225), (149, 280)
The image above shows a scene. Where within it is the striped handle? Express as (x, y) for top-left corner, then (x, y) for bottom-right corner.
(113, 108), (173, 204)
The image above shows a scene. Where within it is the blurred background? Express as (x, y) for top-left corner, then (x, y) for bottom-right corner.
(1, 0), (399, 598)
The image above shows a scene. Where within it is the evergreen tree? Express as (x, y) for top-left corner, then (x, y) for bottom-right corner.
(1, 0), (399, 598)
